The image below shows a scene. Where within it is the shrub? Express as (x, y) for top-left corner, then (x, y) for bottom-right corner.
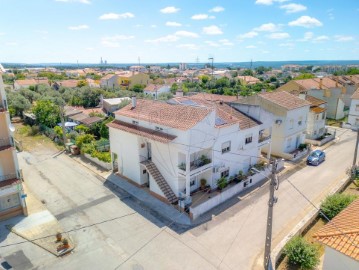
(75, 134), (95, 149)
(320, 193), (358, 220)
(75, 124), (89, 134)
(284, 236), (319, 270)
(217, 177), (227, 190)
(298, 143), (308, 151)
(91, 151), (111, 163)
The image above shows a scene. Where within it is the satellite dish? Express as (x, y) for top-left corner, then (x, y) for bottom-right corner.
(9, 124), (15, 132)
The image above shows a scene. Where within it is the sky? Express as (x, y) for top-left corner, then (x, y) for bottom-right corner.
(0, 0), (358, 64)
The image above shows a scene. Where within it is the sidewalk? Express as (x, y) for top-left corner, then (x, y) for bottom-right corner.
(6, 183), (74, 256)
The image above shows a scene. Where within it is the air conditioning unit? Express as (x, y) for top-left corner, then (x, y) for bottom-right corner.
(275, 119), (282, 125)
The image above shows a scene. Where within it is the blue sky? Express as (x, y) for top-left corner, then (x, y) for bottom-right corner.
(0, 0), (358, 63)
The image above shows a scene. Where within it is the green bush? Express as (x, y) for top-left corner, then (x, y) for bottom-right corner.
(284, 236), (319, 269)
(75, 134), (95, 149)
(320, 193), (358, 220)
(298, 143), (308, 151)
(91, 151), (111, 163)
(217, 177), (227, 190)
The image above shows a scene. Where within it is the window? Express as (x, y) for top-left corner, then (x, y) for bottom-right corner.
(286, 138), (292, 149)
(190, 179), (196, 186)
(221, 169), (229, 178)
(316, 115), (319, 120)
(155, 126), (163, 131)
(132, 120), (139, 125)
(289, 119), (294, 129)
(298, 116), (303, 126)
(322, 112), (325, 120)
(221, 141), (231, 154)
(245, 134), (253, 144)
(356, 105), (359, 111)
(142, 169), (147, 174)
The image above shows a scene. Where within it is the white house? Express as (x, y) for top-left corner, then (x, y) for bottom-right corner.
(143, 84), (170, 98)
(314, 199), (359, 270)
(129, 65), (147, 73)
(347, 87), (359, 128)
(230, 91), (310, 160)
(107, 95), (272, 216)
(102, 97), (131, 114)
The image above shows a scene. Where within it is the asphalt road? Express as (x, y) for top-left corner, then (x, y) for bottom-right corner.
(0, 127), (355, 270)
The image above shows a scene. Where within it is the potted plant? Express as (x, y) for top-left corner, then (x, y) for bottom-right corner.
(56, 232), (62, 242)
(62, 238), (70, 249)
(178, 163), (186, 170)
(217, 177), (227, 190)
(236, 170), (245, 183)
(200, 178), (207, 190)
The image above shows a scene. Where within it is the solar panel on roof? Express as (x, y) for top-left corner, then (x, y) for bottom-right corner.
(215, 117), (227, 126)
(181, 100), (198, 106)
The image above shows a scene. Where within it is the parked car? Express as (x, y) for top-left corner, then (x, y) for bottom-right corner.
(307, 150), (325, 166)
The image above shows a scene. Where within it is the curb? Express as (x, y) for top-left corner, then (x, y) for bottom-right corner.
(271, 175), (351, 268)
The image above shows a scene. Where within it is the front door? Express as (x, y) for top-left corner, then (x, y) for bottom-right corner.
(296, 135), (300, 148)
(147, 142), (152, 160)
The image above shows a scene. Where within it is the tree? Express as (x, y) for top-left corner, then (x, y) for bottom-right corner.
(294, 73), (315, 80)
(242, 69), (254, 76)
(7, 92), (31, 117)
(170, 83), (179, 93)
(75, 124), (90, 134)
(77, 80), (88, 87)
(32, 100), (60, 127)
(132, 84), (144, 93)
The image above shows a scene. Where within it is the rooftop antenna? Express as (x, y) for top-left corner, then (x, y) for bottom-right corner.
(250, 59), (253, 70)
(77, 60), (79, 68)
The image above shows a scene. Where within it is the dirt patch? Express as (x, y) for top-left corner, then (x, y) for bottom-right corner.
(13, 122), (62, 153)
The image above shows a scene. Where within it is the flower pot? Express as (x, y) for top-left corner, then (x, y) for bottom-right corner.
(56, 232), (62, 242)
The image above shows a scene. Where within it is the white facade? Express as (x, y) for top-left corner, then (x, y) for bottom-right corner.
(348, 96), (359, 128)
(322, 247), (359, 270)
(143, 85), (170, 98)
(108, 102), (266, 206)
(306, 109), (326, 139)
(129, 66), (147, 73)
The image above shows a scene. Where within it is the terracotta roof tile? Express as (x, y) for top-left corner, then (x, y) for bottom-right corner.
(259, 91), (311, 110)
(311, 107), (326, 113)
(115, 99), (211, 131)
(107, 120), (176, 143)
(190, 93), (239, 102)
(314, 199), (359, 261)
(305, 95), (327, 106)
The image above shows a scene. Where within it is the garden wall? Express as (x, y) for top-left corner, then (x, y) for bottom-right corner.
(84, 153), (112, 170)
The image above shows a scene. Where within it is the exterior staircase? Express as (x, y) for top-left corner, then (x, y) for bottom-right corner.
(141, 160), (178, 204)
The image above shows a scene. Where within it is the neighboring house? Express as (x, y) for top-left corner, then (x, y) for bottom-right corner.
(107, 97), (267, 209)
(143, 84), (170, 98)
(230, 91), (310, 160)
(14, 78), (49, 90)
(149, 66), (161, 73)
(117, 72), (150, 90)
(64, 106), (104, 127)
(102, 97), (131, 114)
(86, 78), (99, 88)
(300, 94), (327, 140)
(65, 69), (86, 77)
(100, 74), (118, 89)
(52, 80), (79, 90)
(0, 73), (28, 221)
(237, 76), (260, 85)
(129, 66), (147, 73)
(347, 87), (359, 128)
(314, 199), (359, 270)
(277, 77), (355, 120)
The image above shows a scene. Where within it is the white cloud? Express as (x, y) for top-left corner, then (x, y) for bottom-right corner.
(279, 43), (294, 47)
(0, 32), (5, 36)
(145, 35), (179, 43)
(313, 35), (329, 42)
(6, 42), (18, 46)
(288, 16), (323, 28)
(246, 45), (257, 49)
(205, 41), (220, 47)
(177, 44), (200, 50)
(267, 32), (290, 39)
(239, 31), (258, 39)
(160, 6), (180, 14)
(99, 12), (134, 20)
(219, 39), (234, 46)
(280, 3), (307, 14)
(151, 25), (157, 28)
(253, 23), (281, 32)
(191, 14), (215, 20)
(166, 21), (182, 27)
(334, 35), (354, 42)
(86, 47), (94, 51)
(209, 6), (224, 13)
(101, 35), (134, 47)
(133, 24), (143, 28)
(174, 31), (199, 38)
(202, 25), (223, 35)
(255, 0), (288, 5)
(55, 0), (90, 4)
(298, 31), (314, 41)
(68, 24), (89, 30)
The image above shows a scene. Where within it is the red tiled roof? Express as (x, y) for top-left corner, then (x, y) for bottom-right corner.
(58, 80), (78, 88)
(115, 99), (212, 131)
(0, 178), (20, 188)
(107, 120), (177, 143)
(190, 93), (239, 102)
(237, 76), (260, 85)
(311, 107), (326, 113)
(305, 95), (326, 106)
(314, 199), (359, 261)
(81, 116), (103, 126)
(259, 91), (311, 110)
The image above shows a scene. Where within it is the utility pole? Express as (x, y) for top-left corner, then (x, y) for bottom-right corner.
(352, 129), (359, 179)
(59, 106), (68, 152)
(208, 57), (214, 78)
(264, 158), (278, 269)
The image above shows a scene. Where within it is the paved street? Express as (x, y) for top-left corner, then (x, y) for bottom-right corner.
(0, 127), (355, 269)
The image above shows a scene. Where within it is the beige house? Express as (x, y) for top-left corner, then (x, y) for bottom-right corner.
(0, 72), (28, 221)
(117, 72), (150, 90)
(237, 76), (260, 85)
(314, 199), (359, 270)
(14, 78), (49, 90)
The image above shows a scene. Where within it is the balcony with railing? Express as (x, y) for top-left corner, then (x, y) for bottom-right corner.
(0, 137), (14, 149)
(178, 154), (212, 176)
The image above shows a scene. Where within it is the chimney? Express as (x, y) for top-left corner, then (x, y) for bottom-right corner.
(319, 78), (323, 89)
(131, 96), (137, 109)
(298, 93), (306, 100)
